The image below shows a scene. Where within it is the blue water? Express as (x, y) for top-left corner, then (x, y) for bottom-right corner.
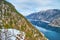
(29, 20), (60, 40)
(34, 25), (60, 40)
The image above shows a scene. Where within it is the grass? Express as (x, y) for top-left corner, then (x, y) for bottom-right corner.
(0, 0), (47, 40)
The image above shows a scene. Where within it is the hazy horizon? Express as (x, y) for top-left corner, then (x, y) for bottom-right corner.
(6, 0), (60, 16)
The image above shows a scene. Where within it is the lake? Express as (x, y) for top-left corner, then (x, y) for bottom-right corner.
(29, 20), (60, 40)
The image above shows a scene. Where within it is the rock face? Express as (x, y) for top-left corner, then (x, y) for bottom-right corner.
(0, 0), (47, 40)
(26, 9), (60, 27)
(49, 18), (60, 27)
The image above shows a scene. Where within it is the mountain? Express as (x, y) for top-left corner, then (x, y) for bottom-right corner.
(0, 0), (47, 40)
(26, 9), (60, 40)
(26, 9), (60, 27)
(49, 17), (60, 27)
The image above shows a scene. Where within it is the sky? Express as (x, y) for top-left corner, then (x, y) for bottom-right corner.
(6, 0), (60, 16)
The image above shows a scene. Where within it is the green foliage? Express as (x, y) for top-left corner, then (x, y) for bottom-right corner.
(26, 32), (32, 38)
(20, 25), (26, 31)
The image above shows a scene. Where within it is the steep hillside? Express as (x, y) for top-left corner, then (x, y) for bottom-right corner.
(0, 0), (47, 40)
(26, 9), (60, 27)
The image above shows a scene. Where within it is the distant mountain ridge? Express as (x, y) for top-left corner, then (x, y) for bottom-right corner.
(26, 9), (60, 27)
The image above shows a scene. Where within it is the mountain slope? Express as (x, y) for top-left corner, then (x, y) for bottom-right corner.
(0, 0), (47, 40)
(26, 9), (60, 27)
(49, 17), (60, 27)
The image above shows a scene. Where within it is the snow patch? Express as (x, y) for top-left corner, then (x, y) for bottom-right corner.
(0, 29), (25, 40)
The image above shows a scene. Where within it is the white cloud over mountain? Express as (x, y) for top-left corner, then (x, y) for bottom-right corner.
(7, 0), (60, 16)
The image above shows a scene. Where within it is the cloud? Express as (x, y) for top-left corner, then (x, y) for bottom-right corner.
(33, 0), (52, 5)
(6, 0), (60, 16)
